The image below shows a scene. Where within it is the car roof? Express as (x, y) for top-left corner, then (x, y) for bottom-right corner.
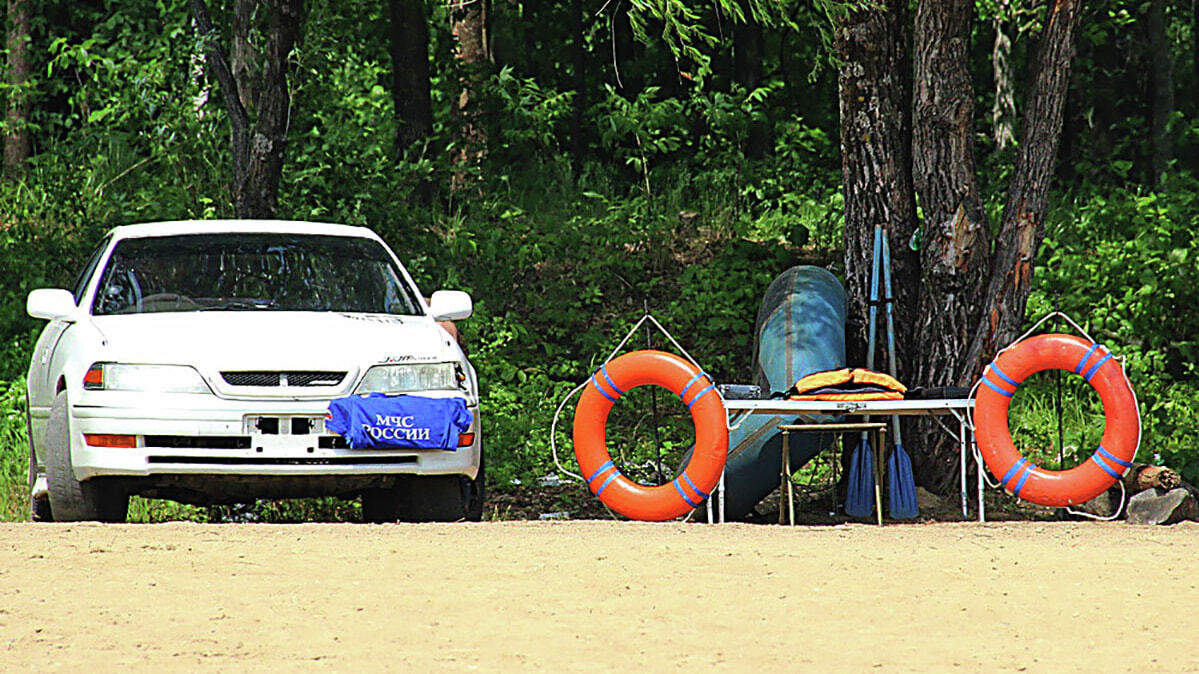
(106, 220), (383, 242)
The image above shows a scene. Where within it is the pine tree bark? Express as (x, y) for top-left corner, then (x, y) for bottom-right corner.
(964, 0), (1084, 377)
(4, 0), (32, 180)
(835, 2), (920, 379)
(388, 0), (434, 152)
(910, 0), (993, 492)
(912, 0), (991, 388)
(191, 0), (304, 218)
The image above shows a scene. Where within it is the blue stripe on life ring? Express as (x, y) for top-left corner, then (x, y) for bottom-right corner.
(988, 362), (1021, 388)
(678, 371), (707, 401)
(590, 375), (619, 403)
(1012, 463), (1038, 497)
(585, 459), (615, 484)
(1001, 457), (1028, 486)
(1083, 352), (1114, 382)
(1091, 453), (1123, 481)
(680, 472), (709, 501)
(1074, 343), (1100, 374)
(594, 471), (620, 497)
(601, 364), (626, 397)
(686, 384), (717, 409)
(672, 478), (700, 508)
(1096, 445), (1132, 469)
(982, 376), (1015, 398)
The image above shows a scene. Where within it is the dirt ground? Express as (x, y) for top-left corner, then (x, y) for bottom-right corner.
(1, 520), (1195, 672)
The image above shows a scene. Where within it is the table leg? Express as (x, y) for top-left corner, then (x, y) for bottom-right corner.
(786, 444), (795, 526)
(718, 469), (726, 524)
(959, 416), (968, 520)
(779, 431), (790, 525)
(975, 432), (985, 522)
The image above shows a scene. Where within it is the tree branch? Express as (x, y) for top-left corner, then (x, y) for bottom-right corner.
(965, 0), (1083, 376)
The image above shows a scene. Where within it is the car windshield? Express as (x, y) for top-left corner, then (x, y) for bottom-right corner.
(91, 233), (423, 316)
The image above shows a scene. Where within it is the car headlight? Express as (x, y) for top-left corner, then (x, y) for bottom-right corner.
(83, 362), (212, 394)
(356, 363), (458, 394)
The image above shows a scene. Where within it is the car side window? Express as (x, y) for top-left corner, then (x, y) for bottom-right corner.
(72, 236), (111, 304)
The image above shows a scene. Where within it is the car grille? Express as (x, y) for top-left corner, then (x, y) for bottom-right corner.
(221, 371), (347, 387)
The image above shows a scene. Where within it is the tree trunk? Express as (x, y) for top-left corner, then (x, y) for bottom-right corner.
(964, 0), (1084, 378)
(232, 0), (259, 117)
(734, 2), (769, 158)
(835, 2), (920, 379)
(4, 0), (32, 180)
(909, 0), (994, 493)
(1147, 0), (1174, 184)
(451, 0), (489, 187)
(991, 2), (1017, 151)
(387, 0), (434, 153)
(912, 0), (991, 387)
(191, 0), (304, 219)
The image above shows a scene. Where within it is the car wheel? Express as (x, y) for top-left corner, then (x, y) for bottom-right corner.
(28, 443), (51, 522)
(362, 474), (472, 523)
(465, 455), (485, 522)
(45, 392), (129, 523)
(360, 486), (401, 523)
(394, 475), (470, 522)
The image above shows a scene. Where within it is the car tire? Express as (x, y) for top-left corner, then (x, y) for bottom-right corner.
(360, 486), (402, 523)
(45, 392), (128, 523)
(28, 443), (51, 522)
(465, 455), (485, 522)
(362, 473), (472, 523)
(395, 475), (470, 522)
(26, 392), (52, 522)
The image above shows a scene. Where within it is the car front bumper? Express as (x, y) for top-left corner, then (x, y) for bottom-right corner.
(65, 392), (481, 482)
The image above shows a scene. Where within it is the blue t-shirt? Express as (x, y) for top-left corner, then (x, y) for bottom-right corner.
(325, 393), (473, 450)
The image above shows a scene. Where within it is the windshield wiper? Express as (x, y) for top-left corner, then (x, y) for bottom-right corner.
(199, 299), (280, 311)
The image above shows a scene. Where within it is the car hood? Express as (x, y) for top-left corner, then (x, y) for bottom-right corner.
(88, 312), (457, 372)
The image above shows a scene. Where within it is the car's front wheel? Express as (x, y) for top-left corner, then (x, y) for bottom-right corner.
(361, 469), (483, 523)
(44, 392), (129, 523)
(28, 443), (51, 522)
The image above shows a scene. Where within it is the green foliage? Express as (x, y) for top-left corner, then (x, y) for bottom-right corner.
(1024, 176), (1199, 485)
(0, 378), (30, 521)
(2, 0), (1198, 522)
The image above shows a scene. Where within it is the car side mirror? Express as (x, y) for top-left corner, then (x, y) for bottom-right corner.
(27, 288), (79, 321)
(429, 290), (472, 321)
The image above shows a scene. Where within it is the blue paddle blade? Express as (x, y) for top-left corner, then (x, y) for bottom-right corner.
(845, 437), (875, 518)
(887, 443), (919, 519)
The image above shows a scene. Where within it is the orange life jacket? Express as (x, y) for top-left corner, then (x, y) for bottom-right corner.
(785, 368), (907, 401)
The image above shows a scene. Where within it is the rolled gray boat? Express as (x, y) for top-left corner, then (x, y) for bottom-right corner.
(717, 265), (846, 520)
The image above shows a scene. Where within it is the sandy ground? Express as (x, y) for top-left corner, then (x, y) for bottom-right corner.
(0, 520), (1195, 672)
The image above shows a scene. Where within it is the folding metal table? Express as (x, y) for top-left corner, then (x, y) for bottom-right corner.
(722, 398), (980, 522)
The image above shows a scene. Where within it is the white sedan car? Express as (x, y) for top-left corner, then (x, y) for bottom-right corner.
(25, 220), (483, 523)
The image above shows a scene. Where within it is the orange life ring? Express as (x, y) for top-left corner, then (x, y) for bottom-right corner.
(975, 333), (1140, 507)
(572, 350), (729, 521)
